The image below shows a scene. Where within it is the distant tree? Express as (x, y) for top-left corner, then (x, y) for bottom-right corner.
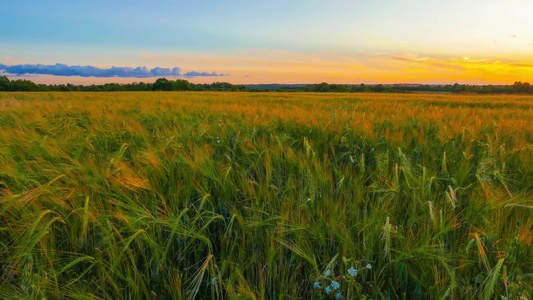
(137, 82), (152, 91)
(373, 84), (385, 92)
(451, 83), (465, 93)
(11, 79), (40, 91)
(523, 82), (531, 93)
(330, 84), (349, 92)
(351, 83), (367, 92)
(56, 84), (72, 92)
(38, 84), (51, 91)
(152, 78), (173, 91)
(174, 79), (192, 91)
(210, 82), (234, 91)
(85, 84), (102, 92)
(311, 82), (330, 92)
(124, 82), (151, 91)
(67, 83), (80, 91)
(191, 84), (206, 91)
(513, 81), (531, 93)
(0, 76), (10, 91)
(102, 83), (125, 91)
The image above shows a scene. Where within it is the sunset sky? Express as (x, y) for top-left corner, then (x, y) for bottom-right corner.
(1, 0), (532, 85)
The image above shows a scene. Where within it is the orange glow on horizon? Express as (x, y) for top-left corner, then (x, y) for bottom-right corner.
(4, 51), (533, 85)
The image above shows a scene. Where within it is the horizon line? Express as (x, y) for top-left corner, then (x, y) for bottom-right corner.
(1, 75), (526, 87)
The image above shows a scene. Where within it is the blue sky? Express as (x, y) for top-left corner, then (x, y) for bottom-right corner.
(1, 0), (532, 84)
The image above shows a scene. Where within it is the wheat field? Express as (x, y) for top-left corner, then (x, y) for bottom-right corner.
(0, 92), (532, 299)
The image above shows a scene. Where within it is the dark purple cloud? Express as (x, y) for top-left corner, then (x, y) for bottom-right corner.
(0, 63), (229, 78)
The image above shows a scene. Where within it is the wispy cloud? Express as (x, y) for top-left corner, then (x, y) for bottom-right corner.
(183, 71), (229, 77)
(509, 62), (533, 68)
(0, 63), (229, 78)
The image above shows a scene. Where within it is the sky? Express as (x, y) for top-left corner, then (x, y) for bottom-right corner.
(1, 0), (532, 85)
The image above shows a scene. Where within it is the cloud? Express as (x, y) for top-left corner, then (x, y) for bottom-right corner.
(0, 63), (229, 78)
(183, 71), (229, 77)
(509, 63), (533, 68)
(390, 54), (465, 71)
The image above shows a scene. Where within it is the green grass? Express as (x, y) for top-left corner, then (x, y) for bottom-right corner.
(0, 92), (532, 299)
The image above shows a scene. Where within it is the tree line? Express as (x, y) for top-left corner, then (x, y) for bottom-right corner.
(1, 76), (532, 94)
(0, 77), (254, 92)
(291, 82), (533, 94)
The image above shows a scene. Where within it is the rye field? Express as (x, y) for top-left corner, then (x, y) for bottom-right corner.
(0, 92), (532, 299)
